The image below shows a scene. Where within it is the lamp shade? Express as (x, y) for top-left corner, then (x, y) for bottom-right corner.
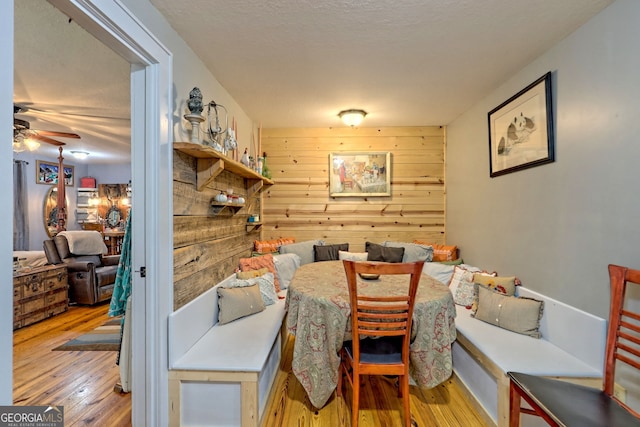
(338, 109), (367, 127)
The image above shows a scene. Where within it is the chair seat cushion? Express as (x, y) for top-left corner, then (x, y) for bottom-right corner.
(509, 372), (640, 427)
(344, 336), (404, 364)
(96, 265), (118, 287)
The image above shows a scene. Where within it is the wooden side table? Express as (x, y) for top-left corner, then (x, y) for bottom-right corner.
(13, 264), (69, 330)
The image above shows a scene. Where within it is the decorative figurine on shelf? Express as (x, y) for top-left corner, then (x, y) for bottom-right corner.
(187, 87), (203, 115)
(184, 87), (205, 144)
(224, 127), (237, 155)
(261, 152), (272, 179)
(241, 148), (250, 167)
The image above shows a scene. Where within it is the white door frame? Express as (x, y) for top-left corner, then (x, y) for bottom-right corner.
(3, 1), (174, 425)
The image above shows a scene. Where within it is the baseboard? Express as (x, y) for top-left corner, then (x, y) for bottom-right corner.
(451, 372), (496, 427)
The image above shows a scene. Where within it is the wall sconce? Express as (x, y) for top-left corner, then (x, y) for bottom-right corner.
(88, 190), (100, 206)
(71, 150), (90, 160)
(338, 109), (367, 127)
(121, 181), (132, 206)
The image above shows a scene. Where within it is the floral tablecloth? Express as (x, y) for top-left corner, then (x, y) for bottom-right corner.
(285, 260), (456, 408)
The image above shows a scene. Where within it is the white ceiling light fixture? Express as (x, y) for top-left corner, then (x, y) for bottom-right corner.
(12, 130), (40, 152)
(338, 109), (367, 127)
(71, 150), (90, 160)
(24, 137), (40, 151)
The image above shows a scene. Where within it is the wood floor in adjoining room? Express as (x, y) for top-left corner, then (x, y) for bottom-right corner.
(12, 303), (131, 427)
(14, 307), (488, 427)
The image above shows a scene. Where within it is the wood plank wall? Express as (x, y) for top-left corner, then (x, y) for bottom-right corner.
(261, 127), (446, 252)
(172, 150), (261, 309)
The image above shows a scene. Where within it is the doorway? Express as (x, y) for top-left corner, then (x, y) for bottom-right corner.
(3, 1), (174, 425)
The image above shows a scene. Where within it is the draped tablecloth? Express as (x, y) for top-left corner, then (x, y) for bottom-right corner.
(285, 260), (457, 408)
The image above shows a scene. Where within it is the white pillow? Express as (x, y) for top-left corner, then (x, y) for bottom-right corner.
(338, 250), (368, 261)
(421, 262), (455, 285)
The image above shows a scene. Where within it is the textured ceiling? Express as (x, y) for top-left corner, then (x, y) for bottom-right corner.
(13, 0), (614, 163)
(13, 0), (130, 163)
(149, 0), (614, 128)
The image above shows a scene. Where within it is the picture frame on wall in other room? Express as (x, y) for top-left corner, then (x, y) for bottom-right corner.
(36, 160), (74, 186)
(329, 151), (391, 197)
(488, 71), (554, 178)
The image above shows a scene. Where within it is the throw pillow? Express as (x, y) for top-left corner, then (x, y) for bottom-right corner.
(314, 243), (349, 262)
(273, 253), (301, 290)
(254, 237), (295, 254)
(472, 284), (544, 338)
(238, 253), (280, 292)
(449, 265), (496, 307)
(338, 250), (369, 261)
(365, 242), (404, 263)
(422, 262), (455, 285)
(217, 284), (266, 325)
(473, 274), (517, 296)
(414, 241), (458, 262)
(383, 241), (433, 262)
(236, 267), (270, 280)
(228, 272), (278, 306)
(279, 240), (325, 265)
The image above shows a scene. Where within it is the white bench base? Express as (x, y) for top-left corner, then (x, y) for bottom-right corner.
(168, 275), (287, 427)
(452, 287), (606, 427)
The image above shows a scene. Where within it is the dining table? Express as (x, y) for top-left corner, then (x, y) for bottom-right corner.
(285, 260), (457, 409)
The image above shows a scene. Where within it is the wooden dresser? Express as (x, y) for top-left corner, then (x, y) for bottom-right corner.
(13, 264), (69, 330)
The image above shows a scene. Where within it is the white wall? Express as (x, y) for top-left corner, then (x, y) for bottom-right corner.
(120, 0), (255, 153)
(12, 150), (131, 250)
(446, 0), (640, 319)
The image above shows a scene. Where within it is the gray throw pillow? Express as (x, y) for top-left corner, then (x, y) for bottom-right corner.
(217, 284), (265, 325)
(279, 240), (325, 265)
(383, 241), (434, 263)
(365, 242), (404, 263)
(472, 284), (544, 338)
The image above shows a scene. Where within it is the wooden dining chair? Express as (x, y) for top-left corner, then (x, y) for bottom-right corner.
(508, 264), (640, 427)
(337, 260), (424, 427)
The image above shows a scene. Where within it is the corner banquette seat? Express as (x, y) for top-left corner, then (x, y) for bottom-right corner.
(43, 231), (120, 305)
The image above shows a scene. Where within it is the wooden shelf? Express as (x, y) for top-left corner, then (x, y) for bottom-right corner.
(210, 202), (245, 216)
(246, 222), (263, 232)
(174, 142), (274, 193)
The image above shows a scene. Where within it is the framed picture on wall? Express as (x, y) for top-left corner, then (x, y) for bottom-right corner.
(36, 160), (74, 186)
(488, 72), (554, 177)
(329, 152), (391, 197)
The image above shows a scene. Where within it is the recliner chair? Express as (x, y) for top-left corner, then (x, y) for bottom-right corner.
(43, 233), (120, 305)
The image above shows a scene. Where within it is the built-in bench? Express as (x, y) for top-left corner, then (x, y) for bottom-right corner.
(452, 286), (607, 427)
(168, 274), (287, 427)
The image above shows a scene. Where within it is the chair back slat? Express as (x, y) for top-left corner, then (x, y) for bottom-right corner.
(343, 260), (424, 358)
(605, 264), (640, 418)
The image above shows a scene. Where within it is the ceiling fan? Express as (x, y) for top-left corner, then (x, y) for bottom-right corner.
(13, 104), (80, 152)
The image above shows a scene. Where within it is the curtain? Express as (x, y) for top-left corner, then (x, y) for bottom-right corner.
(13, 160), (29, 250)
(109, 209), (132, 317)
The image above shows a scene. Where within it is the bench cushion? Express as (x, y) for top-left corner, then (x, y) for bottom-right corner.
(172, 295), (286, 372)
(455, 305), (600, 377)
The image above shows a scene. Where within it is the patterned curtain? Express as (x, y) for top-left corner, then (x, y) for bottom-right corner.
(109, 209), (132, 317)
(13, 160), (29, 250)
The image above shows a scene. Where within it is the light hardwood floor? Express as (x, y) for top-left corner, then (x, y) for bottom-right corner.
(13, 306), (488, 426)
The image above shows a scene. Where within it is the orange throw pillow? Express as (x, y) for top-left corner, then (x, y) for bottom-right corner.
(239, 253), (280, 292)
